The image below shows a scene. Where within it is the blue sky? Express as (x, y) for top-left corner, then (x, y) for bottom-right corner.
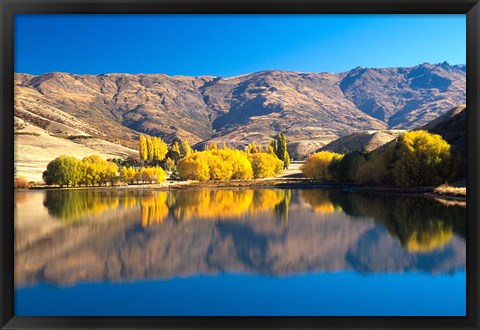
(15, 14), (466, 77)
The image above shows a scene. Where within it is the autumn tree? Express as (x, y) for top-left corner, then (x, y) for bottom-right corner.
(43, 155), (83, 187)
(167, 138), (192, 162)
(301, 151), (343, 180)
(247, 142), (262, 153)
(177, 153), (210, 181)
(139, 135), (148, 160)
(212, 149), (253, 179)
(139, 134), (168, 162)
(247, 153), (283, 178)
(82, 155), (113, 186)
(204, 141), (218, 151)
(206, 153), (233, 180)
(167, 140), (182, 162)
(220, 142), (229, 150)
(391, 130), (457, 187)
(146, 135), (154, 160)
(178, 150), (256, 181)
(179, 139), (193, 158)
(140, 166), (167, 183)
(120, 166), (136, 184)
(153, 137), (168, 161)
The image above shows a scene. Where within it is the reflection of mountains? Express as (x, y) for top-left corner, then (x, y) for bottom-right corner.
(15, 189), (465, 286)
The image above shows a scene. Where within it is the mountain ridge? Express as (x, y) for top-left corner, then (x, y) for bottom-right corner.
(14, 62), (466, 180)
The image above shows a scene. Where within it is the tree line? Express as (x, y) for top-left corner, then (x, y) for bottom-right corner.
(301, 130), (458, 187)
(43, 155), (167, 187)
(40, 133), (292, 186)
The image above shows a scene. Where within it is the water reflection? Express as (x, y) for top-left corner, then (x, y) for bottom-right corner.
(326, 191), (465, 253)
(43, 189), (292, 225)
(16, 188), (465, 287)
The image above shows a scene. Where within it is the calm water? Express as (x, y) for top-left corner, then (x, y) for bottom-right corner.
(14, 188), (466, 316)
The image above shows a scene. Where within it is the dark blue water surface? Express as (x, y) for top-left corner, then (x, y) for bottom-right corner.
(14, 188), (466, 316)
(16, 272), (465, 316)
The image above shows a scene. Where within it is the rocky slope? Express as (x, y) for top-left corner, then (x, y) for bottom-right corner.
(421, 105), (467, 174)
(318, 105), (466, 174)
(14, 62), (465, 178)
(319, 130), (405, 154)
(340, 62), (465, 127)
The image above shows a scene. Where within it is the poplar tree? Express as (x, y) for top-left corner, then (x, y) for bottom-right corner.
(139, 135), (148, 160)
(146, 136), (154, 160)
(273, 133), (290, 169)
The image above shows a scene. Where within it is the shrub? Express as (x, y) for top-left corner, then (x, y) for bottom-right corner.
(301, 151), (343, 180)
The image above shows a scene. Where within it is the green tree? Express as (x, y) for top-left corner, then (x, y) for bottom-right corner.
(43, 155), (82, 187)
(167, 141), (182, 163)
(334, 151), (367, 182)
(273, 133), (290, 169)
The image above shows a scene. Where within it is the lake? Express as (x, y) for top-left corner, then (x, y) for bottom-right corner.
(14, 188), (466, 316)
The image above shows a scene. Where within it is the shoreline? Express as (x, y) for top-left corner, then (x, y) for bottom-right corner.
(21, 177), (466, 201)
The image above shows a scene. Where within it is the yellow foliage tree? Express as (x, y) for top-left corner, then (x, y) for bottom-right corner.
(206, 153), (234, 180)
(301, 151), (343, 180)
(140, 166), (167, 183)
(139, 134), (148, 160)
(153, 137), (168, 161)
(212, 149), (254, 179)
(392, 130), (457, 187)
(177, 153), (211, 181)
(81, 155), (117, 186)
(247, 153), (284, 178)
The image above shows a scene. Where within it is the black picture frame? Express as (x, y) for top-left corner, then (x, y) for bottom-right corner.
(1, 0), (479, 329)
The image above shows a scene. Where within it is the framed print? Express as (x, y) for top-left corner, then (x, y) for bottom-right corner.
(1, 0), (479, 329)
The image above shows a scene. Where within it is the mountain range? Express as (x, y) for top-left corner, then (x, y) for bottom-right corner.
(14, 62), (466, 180)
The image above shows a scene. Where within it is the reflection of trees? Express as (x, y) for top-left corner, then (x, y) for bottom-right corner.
(300, 190), (342, 214)
(21, 189), (466, 285)
(169, 189), (291, 222)
(44, 189), (293, 225)
(43, 190), (120, 222)
(405, 227), (453, 253)
(327, 191), (465, 253)
(275, 189), (291, 223)
(140, 192), (169, 227)
(169, 190), (254, 221)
